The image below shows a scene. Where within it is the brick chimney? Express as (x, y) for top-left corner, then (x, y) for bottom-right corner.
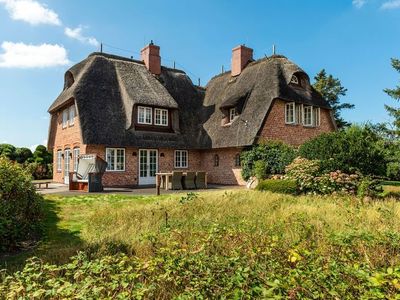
(141, 41), (161, 75)
(231, 45), (253, 76)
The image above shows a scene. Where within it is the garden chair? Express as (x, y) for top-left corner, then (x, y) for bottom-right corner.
(184, 172), (196, 189)
(195, 171), (207, 189)
(171, 171), (183, 190)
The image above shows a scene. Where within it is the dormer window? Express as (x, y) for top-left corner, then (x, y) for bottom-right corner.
(290, 75), (299, 85)
(62, 104), (75, 128)
(155, 108), (168, 126)
(138, 106), (152, 125)
(229, 107), (238, 122)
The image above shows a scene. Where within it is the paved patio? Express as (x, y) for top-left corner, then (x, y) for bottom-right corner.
(36, 182), (244, 196)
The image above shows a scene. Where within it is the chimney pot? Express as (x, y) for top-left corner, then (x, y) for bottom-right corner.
(141, 42), (161, 75)
(231, 45), (253, 76)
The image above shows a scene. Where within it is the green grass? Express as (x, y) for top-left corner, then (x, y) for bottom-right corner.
(2, 190), (400, 298)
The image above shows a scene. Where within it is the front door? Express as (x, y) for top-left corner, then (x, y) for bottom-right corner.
(64, 148), (71, 184)
(139, 149), (158, 185)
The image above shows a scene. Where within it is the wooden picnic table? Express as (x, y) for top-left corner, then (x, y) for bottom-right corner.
(155, 172), (207, 195)
(32, 180), (52, 189)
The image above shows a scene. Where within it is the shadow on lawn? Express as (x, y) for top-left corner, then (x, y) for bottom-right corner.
(1, 199), (83, 273)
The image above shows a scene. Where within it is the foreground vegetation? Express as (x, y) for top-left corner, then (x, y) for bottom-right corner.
(2, 190), (400, 298)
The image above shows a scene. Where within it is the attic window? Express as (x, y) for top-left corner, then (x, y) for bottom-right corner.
(229, 108), (238, 122)
(290, 75), (299, 85)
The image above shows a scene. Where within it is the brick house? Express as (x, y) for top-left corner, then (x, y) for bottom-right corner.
(47, 43), (336, 186)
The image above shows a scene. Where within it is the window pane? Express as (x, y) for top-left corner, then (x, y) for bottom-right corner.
(73, 148), (80, 171)
(145, 107), (152, 124)
(106, 149), (115, 171)
(69, 106), (75, 125)
(138, 107), (145, 124)
(155, 109), (161, 125)
(116, 149), (125, 170)
(62, 109), (68, 128)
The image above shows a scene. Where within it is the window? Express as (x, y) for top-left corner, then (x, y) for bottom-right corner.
(285, 102), (295, 124)
(303, 106), (313, 126)
(73, 148), (80, 172)
(229, 108), (237, 122)
(155, 108), (168, 126)
(64, 148), (71, 174)
(174, 150), (188, 168)
(314, 107), (320, 127)
(235, 153), (241, 167)
(138, 106), (152, 124)
(290, 75), (299, 85)
(296, 104), (302, 124)
(214, 154), (219, 167)
(69, 106), (75, 126)
(62, 108), (68, 128)
(57, 150), (62, 171)
(106, 148), (125, 171)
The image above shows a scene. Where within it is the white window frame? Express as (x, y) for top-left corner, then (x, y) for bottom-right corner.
(73, 147), (80, 172)
(229, 107), (237, 123)
(314, 107), (321, 127)
(285, 102), (295, 124)
(290, 75), (299, 84)
(303, 106), (313, 127)
(106, 148), (125, 172)
(57, 150), (62, 172)
(174, 150), (188, 169)
(155, 108), (168, 126)
(62, 108), (68, 128)
(69, 105), (75, 126)
(138, 106), (152, 125)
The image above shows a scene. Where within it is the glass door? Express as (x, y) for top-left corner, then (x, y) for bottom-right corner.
(64, 148), (71, 184)
(139, 149), (158, 185)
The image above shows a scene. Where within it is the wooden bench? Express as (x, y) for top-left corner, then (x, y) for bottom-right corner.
(33, 180), (52, 189)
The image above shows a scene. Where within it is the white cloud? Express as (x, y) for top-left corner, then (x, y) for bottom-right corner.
(352, 0), (367, 8)
(29, 139), (47, 152)
(381, 0), (400, 9)
(0, 0), (61, 25)
(0, 41), (70, 68)
(65, 26), (99, 47)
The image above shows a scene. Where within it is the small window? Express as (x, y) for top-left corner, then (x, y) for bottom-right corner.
(214, 154), (219, 167)
(175, 150), (188, 168)
(235, 153), (241, 167)
(138, 106), (152, 125)
(303, 106), (313, 126)
(69, 105), (75, 126)
(62, 108), (68, 128)
(106, 148), (125, 171)
(296, 104), (302, 124)
(285, 102), (295, 124)
(73, 147), (80, 172)
(57, 150), (62, 171)
(229, 108), (238, 122)
(290, 75), (299, 85)
(64, 148), (71, 174)
(314, 107), (320, 127)
(155, 108), (168, 126)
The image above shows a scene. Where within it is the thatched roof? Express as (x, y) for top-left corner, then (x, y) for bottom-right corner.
(48, 52), (332, 149)
(201, 55), (332, 148)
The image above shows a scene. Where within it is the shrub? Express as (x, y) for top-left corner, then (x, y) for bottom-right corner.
(0, 157), (43, 252)
(299, 125), (386, 176)
(256, 179), (298, 194)
(357, 177), (383, 198)
(254, 160), (267, 180)
(285, 157), (361, 195)
(241, 141), (296, 180)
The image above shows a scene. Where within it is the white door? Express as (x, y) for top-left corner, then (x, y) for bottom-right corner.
(64, 148), (71, 184)
(139, 149), (158, 185)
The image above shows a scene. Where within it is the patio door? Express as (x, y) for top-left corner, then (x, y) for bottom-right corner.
(139, 149), (158, 185)
(64, 148), (71, 184)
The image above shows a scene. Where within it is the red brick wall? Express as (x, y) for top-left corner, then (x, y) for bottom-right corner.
(259, 99), (335, 146)
(49, 104), (86, 183)
(200, 148), (246, 185)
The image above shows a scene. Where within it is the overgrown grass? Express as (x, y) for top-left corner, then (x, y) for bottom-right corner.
(2, 190), (400, 298)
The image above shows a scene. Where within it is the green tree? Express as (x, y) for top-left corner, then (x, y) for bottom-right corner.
(33, 145), (52, 165)
(15, 147), (33, 163)
(313, 69), (355, 129)
(0, 144), (16, 160)
(383, 58), (400, 137)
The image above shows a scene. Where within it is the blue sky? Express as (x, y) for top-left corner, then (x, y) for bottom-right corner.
(0, 0), (399, 148)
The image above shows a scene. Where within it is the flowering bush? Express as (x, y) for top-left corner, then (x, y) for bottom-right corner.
(285, 157), (361, 195)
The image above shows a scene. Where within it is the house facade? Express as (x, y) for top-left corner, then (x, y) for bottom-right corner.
(47, 43), (336, 186)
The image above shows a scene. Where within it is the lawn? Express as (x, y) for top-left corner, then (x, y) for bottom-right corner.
(2, 190), (400, 298)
